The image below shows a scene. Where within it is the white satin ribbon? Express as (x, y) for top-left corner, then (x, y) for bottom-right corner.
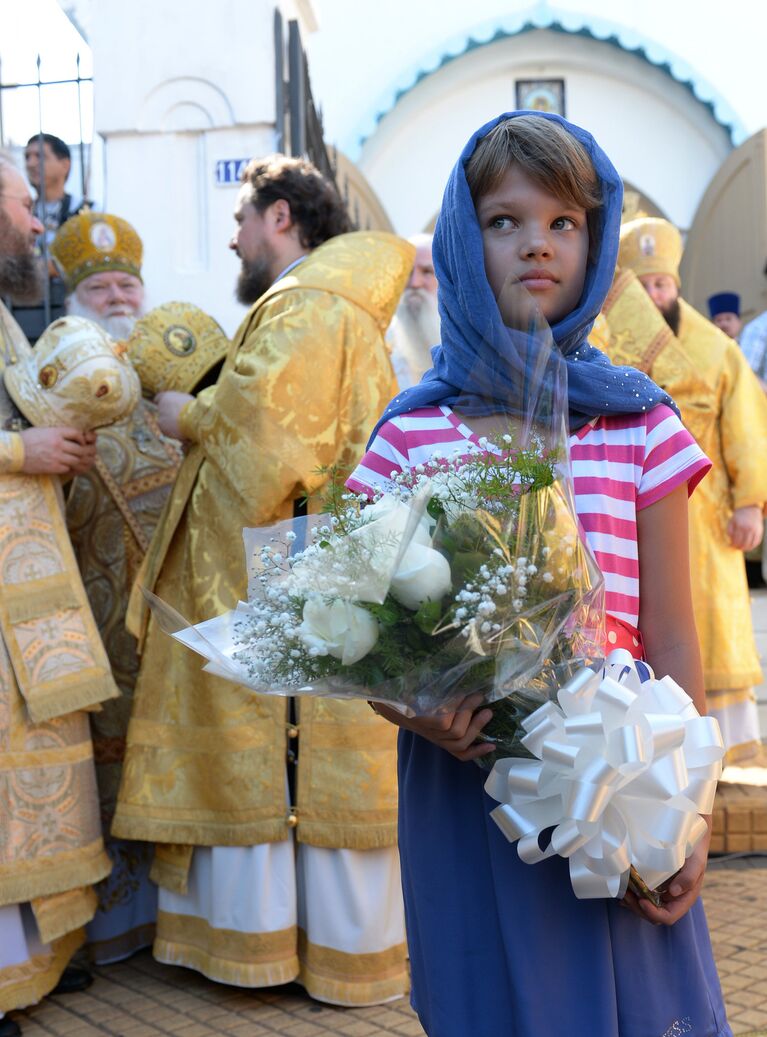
(484, 649), (724, 899)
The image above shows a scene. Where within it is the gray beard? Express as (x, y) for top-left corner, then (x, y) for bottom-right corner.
(0, 210), (45, 303)
(389, 288), (440, 388)
(66, 295), (140, 339)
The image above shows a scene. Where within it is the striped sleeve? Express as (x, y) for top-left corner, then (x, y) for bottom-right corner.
(636, 404), (711, 510)
(346, 419), (409, 497)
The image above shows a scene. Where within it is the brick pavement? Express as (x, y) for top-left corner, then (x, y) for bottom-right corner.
(10, 592), (767, 1037)
(7, 855), (766, 1037)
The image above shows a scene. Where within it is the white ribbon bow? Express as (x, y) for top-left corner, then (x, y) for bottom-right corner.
(484, 649), (724, 899)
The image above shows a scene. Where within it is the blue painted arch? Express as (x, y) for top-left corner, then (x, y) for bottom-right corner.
(345, 3), (745, 160)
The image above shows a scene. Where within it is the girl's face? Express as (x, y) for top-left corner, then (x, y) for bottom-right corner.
(475, 164), (590, 326)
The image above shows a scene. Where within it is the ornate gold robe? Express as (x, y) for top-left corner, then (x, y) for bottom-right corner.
(66, 400), (182, 828)
(0, 302), (114, 1011)
(113, 232), (413, 874)
(598, 272), (767, 696)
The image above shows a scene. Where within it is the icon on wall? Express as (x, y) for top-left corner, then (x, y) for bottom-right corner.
(515, 79), (566, 116)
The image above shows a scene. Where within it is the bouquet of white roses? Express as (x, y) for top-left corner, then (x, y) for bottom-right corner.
(166, 431), (603, 758)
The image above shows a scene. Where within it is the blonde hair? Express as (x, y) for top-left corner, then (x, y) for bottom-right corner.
(465, 116), (602, 247)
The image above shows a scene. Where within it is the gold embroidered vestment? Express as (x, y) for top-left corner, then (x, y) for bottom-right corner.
(66, 399), (182, 827)
(0, 302), (114, 1009)
(113, 232), (413, 866)
(598, 272), (767, 692)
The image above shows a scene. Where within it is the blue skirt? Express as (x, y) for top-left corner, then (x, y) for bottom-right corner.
(399, 731), (731, 1037)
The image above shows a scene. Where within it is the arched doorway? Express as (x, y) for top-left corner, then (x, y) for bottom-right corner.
(353, 16), (736, 237)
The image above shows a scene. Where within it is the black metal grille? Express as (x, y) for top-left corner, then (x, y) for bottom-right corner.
(0, 53), (93, 336)
(275, 10), (364, 229)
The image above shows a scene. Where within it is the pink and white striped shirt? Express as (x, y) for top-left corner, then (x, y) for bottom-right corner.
(347, 404), (710, 628)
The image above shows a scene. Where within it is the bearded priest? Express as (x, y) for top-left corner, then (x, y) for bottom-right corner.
(113, 155), (414, 1007)
(605, 221), (767, 765)
(0, 155), (125, 1037)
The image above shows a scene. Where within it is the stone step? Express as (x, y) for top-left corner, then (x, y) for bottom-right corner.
(712, 780), (767, 853)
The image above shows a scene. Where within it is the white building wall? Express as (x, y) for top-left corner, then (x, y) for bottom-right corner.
(89, 0), (305, 335)
(356, 31), (731, 236)
(101, 127), (273, 330)
(306, 0), (751, 150)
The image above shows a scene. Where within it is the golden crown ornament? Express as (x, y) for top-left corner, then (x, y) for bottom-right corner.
(124, 302), (230, 396)
(51, 213), (143, 289)
(5, 316), (141, 430)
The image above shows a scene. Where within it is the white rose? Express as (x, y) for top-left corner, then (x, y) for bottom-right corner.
(355, 495), (433, 547)
(389, 542), (453, 611)
(341, 494), (434, 603)
(297, 596), (379, 665)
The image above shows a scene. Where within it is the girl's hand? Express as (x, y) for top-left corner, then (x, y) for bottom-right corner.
(371, 693), (496, 762)
(620, 816), (711, 925)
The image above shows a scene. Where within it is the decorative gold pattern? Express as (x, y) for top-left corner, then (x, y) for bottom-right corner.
(0, 630), (112, 905)
(598, 274), (767, 693)
(114, 232), (413, 858)
(51, 212), (142, 289)
(39, 364), (58, 389)
(618, 217), (683, 285)
(125, 303), (230, 397)
(0, 302), (113, 916)
(297, 928), (409, 1006)
(155, 911), (299, 987)
(0, 471), (120, 722)
(601, 268), (634, 314)
(66, 399), (182, 828)
(296, 697), (400, 849)
(154, 912), (408, 1004)
(5, 316), (140, 432)
(724, 739), (762, 765)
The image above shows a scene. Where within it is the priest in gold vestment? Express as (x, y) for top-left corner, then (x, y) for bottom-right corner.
(0, 158), (122, 1035)
(53, 212), (167, 966)
(113, 155), (414, 1005)
(603, 218), (767, 762)
(51, 211), (231, 966)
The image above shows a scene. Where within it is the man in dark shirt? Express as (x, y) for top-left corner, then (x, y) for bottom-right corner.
(24, 133), (85, 244)
(6, 134), (87, 343)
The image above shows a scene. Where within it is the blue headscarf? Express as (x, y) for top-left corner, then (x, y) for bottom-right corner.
(371, 111), (677, 439)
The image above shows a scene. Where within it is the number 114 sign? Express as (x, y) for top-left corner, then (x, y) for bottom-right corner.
(215, 159), (249, 186)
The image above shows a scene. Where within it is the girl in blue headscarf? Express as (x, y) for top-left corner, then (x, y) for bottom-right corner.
(348, 112), (730, 1036)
